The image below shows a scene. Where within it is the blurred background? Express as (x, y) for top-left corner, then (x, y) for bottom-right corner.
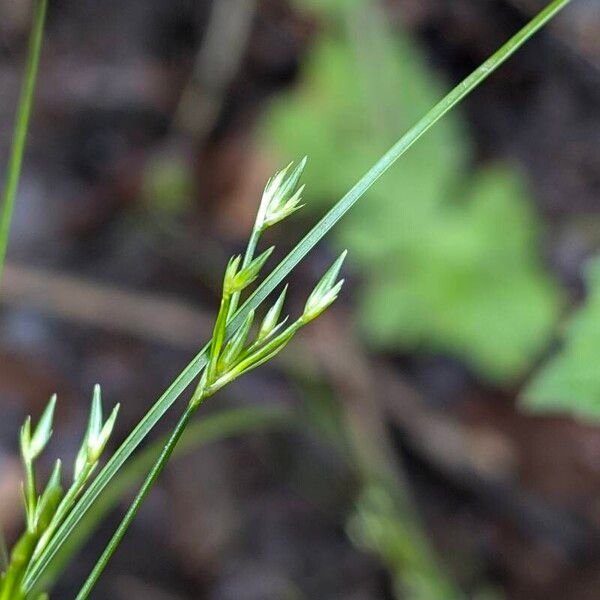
(0, 0), (599, 598)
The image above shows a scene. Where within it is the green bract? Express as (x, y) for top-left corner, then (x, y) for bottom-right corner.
(2, 387), (119, 599)
(256, 157), (307, 231)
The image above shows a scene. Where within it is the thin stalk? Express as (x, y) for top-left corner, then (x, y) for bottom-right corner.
(22, 1), (572, 591)
(228, 223), (263, 319)
(24, 462), (37, 531)
(32, 465), (94, 561)
(0, 0), (47, 287)
(74, 402), (198, 600)
(37, 407), (290, 593)
(206, 294), (231, 382)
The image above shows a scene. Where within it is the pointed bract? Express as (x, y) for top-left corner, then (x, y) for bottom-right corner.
(233, 324), (298, 379)
(220, 310), (254, 370)
(281, 156), (307, 195)
(223, 255), (242, 295)
(35, 460), (63, 531)
(303, 251), (347, 322)
(228, 247), (273, 294)
(20, 417), (32, 462)
(258, 164), (291, 222)
(73, 440), (89, 482)
(36, 460), (62, 522)
(46, 459), (62, 491)
(93, 404), (120, 462)
(29, 395), (57, 460)
(264, 185), (305, 228)
(74, 390), (120, 478)
(305, 279), (344, 323)
(257, 157), (308, 230)
(87, 385), (104, 454)
(257, 286), (288, 343)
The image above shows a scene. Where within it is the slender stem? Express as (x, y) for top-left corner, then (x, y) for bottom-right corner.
(0, 530), (38, 600)
(0, 0), (47, 288)
(228, 224), (263, 319)
(207, 294), (231, 383)
(25, 461), (37, 531)
(32, 464), (94, 561)
(74, 402), (198, 600)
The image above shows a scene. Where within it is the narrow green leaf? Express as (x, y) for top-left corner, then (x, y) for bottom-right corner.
(23, 1), (571, 590)
(0, 0), (47, 289)
(35, 407), (291, 593)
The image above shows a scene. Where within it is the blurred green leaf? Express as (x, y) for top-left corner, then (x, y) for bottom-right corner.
(347, 484), (462, 599)
(359, 166), (561, 382)
(263, 0), (561, 383)
(141, 154), (194, 215)
(523, 257), (600, 419)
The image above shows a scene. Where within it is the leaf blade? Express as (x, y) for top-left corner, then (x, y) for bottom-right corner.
(0, 0), (47, 288)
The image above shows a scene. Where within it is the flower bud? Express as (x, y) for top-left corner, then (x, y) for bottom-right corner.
(303, 251), (347, 322)
(74, 386), (120, 479)
(225, 247), (273, 295)
(257, 286), (288, 343)
(257, 157), (307, 230)
(21, 395), (57, 464)
(219, 310), (255, 371)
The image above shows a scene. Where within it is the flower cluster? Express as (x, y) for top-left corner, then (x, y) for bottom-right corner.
(1, 388), (119, 600)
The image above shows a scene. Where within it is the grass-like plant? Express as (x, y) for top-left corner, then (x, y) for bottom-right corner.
(0, 0), (572, 598)
(0, 0), (46, 286)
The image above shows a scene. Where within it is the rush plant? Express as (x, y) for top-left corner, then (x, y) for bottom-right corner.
(0, 389), (119, 600)
(0, 0), (573, 598)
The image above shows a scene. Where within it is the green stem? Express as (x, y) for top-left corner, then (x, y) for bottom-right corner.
(0, 0), (47, 288)
(74, 402), (198, 600)
(0, 530), (38, 600)
(36, 407), (290, 594)
(24, 461), (37, 531)
(32, 464), (94, 562)
(207, 294), (231, 383)
(228, 224), (263, 319)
